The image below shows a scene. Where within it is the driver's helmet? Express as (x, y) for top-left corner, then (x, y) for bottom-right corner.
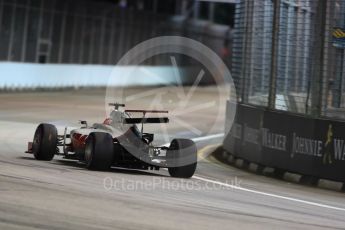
(110, 110), (123, 123)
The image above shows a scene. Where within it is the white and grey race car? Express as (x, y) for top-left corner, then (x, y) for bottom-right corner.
(26, 103), (197, 178)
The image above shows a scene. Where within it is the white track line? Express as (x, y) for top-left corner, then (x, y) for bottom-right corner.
(191, 133), (224, 142)
(192, 175), (345, 212)
(161, 133), (224, 147)
(188, 133), (345, 212)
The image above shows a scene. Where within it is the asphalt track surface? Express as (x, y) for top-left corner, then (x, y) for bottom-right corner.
(0, 88), (345, 230)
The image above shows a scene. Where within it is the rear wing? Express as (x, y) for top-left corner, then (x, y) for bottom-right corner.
(124, 109), (169, 124)
(125, 110), (168, 114)
(124, 117), (169, 124)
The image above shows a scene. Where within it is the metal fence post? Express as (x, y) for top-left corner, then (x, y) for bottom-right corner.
(309, 0), (327, 117)
(21, 0), (30, 62)
(7, 0), (16, 61)
(268, 0), (281, 110)
(240, 0), (253, 103)
(58, 1), (68, 64)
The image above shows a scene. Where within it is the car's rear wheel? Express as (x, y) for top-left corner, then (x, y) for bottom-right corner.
(32, 123), (58, 161)
(167, 139), (197, 178)
(85, 132), (114, 170)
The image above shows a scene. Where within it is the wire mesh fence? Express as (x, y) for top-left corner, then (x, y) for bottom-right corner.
(232, 0), (345, 120)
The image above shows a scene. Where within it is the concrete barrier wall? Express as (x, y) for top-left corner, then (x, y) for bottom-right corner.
(0, 62), (179, 89)
(223, 102), (345, 182)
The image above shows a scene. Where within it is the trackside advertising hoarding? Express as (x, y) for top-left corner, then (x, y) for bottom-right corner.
(223, 103), (345, 182)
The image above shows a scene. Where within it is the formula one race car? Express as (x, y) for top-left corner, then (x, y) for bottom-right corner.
(26, 103), (197, 178)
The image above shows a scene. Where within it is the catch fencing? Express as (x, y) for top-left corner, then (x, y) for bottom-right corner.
(232, 0), (345, 120)
(225, 0), (345, 183)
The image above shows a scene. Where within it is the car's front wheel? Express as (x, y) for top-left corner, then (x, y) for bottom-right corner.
(167, 139), (197, 178)
(85, 132), (114, 170)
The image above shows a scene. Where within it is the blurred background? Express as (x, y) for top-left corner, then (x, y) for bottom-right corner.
(0, 0), (236, 88)
(2, 0), (345, 120)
